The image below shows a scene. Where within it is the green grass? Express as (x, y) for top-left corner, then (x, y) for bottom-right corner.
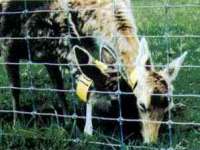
(0, 0), (200, 149)
(134, 0), (200, 149)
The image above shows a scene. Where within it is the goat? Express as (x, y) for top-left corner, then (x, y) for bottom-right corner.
(0, 0), (187, 143)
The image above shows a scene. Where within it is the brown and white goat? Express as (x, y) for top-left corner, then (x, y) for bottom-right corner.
(133, 38), (187, 143)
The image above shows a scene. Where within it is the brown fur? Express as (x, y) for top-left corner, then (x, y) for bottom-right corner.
(148, 72), (168, 94)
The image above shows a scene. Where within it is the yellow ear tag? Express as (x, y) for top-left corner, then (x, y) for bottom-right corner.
(94, 60), (108, 74)
(76, 74), (93, 102)
(130, 69), (137, 88)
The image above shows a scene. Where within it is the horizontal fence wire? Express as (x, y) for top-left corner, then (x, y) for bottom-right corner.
(0, 109), (200, 126)
(1, 62), (200, 69)
(0, 35), (200, 39)
(0, 86), (200, 98)
(0, 1), (199, 149)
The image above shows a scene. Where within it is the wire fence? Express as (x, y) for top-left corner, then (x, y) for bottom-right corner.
(0, 0), (200, 149)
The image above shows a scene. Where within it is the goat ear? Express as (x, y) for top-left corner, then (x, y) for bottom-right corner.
(73, 46), (104, 79)
(73, 45), (93, 65)
(161, 51), (187, 82)
(136, 37), (153, 71)
(100, 46), (117, 64)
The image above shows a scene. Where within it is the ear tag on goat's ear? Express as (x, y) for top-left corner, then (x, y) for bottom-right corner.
(76, 74), (93, 102)
(94, 60), (108, 74)
(130, 69), (137, 88)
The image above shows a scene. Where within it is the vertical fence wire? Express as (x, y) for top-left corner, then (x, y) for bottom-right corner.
(23, 0), (37, 124)
(66, 0), (78, 138)
(164, 0), (173, 148)
(112, 0), (125, 149)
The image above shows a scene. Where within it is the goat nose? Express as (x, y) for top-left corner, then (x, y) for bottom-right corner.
(142, 123), (160, 144)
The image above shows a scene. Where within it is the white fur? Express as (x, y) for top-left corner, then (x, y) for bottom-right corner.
(161, 51), (188, 82)
(135, 37), (152, 69)
(135, 38), (153, 85)
(84, 100), (93, 135)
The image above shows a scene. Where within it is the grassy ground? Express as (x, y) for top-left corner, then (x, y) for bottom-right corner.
(0, 0), (200, 149)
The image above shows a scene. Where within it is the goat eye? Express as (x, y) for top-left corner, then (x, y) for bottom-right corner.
(139, 103), (147, 113)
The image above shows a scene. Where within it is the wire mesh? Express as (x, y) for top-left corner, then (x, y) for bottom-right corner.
(0, 0), (199, 149)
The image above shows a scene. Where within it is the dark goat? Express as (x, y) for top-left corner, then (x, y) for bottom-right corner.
(0, 1), (140, 139)
(73, 46), (141, 141)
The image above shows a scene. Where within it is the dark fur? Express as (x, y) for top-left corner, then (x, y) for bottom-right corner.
(0, 1), (70, 115)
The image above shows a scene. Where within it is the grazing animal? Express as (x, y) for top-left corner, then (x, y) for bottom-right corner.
(134, 38), (187, 143)
(0, 0), (187, 143)
(74, 39), (187, 143)
(71, 45), (141, 143)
